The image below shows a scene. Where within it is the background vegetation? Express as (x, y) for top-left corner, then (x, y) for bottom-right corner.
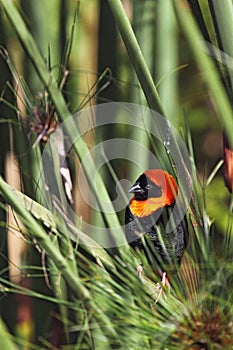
(0, 0), (232, 349)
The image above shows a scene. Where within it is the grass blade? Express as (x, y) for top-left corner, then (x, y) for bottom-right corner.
(107, 0), (164, 114)
(173, 0), (233, 146)
(0, 0), (121, 230)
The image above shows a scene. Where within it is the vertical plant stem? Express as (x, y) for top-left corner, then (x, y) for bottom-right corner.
(156, 0), (179, 125)
(173, 0), (233, 147)
(107, 0), (165, 115)
(208, 0), (233, 92)
(127, 1), (156, 180)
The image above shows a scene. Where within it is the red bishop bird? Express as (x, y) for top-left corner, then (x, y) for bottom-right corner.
(125, 169), (188, 283)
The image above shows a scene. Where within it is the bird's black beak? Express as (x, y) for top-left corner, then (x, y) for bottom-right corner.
(128, 183), (145, 194)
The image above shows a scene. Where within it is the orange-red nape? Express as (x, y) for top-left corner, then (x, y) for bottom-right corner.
(130, 169), (178, 217)
(145, 169), (178, 201)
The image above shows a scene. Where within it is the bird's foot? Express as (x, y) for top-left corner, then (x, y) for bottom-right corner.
(136, 265), (169, 303)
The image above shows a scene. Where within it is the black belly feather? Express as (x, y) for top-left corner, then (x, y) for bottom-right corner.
(125, 204), (188, 272)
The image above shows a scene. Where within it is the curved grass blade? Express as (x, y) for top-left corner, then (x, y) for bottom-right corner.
(0, 180), (115, 269)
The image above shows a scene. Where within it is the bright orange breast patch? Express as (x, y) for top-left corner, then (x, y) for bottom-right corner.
(129, 197), (166, 217)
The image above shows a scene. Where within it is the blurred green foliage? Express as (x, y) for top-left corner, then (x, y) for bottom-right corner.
(0, 0), (232, 348)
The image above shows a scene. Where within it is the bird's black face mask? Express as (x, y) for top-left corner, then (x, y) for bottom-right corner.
(129, 174), (162, 201)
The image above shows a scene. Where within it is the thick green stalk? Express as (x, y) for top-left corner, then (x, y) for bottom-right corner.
(127, 1), (155, 181)
(173, 0), (233, 147)
(156, 0), (179, 125)
(208, 0), (233, 92)
(107, 0), (165, 115)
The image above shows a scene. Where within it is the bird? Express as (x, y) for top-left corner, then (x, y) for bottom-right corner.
(125, 169), (188, 284)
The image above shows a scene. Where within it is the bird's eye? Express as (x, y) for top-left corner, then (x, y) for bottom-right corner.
(146, 184), (152, 190)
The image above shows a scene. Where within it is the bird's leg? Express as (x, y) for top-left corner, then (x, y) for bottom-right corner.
(161, 271), (167, 286)
(154, 272), (169, 303)
(161, 271), (170, 290)
(137, 265), (169, 288)
(136, 265), (169, 303)
(137, 263), (143, 280)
